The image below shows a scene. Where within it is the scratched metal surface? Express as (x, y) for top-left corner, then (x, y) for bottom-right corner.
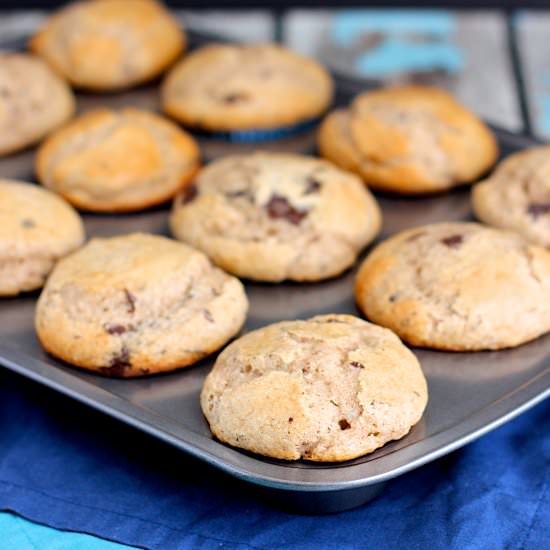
(0, 29), (548, 513)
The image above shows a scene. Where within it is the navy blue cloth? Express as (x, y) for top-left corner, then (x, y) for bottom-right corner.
(0, 367), (548, 550)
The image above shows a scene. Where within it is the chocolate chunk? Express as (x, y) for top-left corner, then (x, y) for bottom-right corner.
(441, 234), (463, 249)
(266, 194), (307, 225)
(21, 218), (35, 228)
(100, 346), (131, 377)
(288, 417), (293, 423)
(304, 176), (322, 195)
(203, 309), (214, 323)
(181, 184), (198, 205)
(527, 203), (550, 219)
(104, 323), (127, 335)
(123, 289), (136, 314)
(350, 361), (365, 369)
(223, 92), (249, 104)
(338, 419), (351, 430)
(389, 293), (398, 303)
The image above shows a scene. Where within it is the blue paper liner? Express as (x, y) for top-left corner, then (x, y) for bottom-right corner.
(195, 117), (319, 143)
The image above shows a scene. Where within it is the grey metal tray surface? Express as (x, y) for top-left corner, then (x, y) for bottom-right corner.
(0, 32), (549, 514)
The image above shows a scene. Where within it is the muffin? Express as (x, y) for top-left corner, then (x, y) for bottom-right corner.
(30, 0), (185, 91)
(36, 108), (200, 212)
(473, 146), (550, 247)
(0, 179), (84, 296)
(0, 52), (75, 156)
(201, 314), (428, 461)
(355, 222), (550, 350)
(319, 86), (498, 194)
(35, 233), (248, 377)
(161, 43), (333, 136)
(170, 152), (381, 282)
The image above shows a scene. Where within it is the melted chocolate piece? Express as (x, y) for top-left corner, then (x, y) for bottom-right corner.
(441, 234), (463, 249)
(100, 346), (131, 377)
(21, 218), (35, 228)
(350, 361), (365, 369)
(338, 419), (351, 430)
(527, 203), (550, 219)
(288, 417), (294, 423)
(266, 195), (307, 225)
(181, 184), (198, 205)
(123, 289), (136, 314)
(223, 92), (249, 104)
(203, 309), (214, 323)
(104, 323), (127, 335)
(303, 176), (322, 195)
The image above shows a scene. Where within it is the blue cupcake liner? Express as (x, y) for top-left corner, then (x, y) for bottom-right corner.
(195, 117), (319, 143)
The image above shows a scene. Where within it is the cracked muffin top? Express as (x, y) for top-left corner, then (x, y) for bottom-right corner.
(0, 52), (75, 156)
(319, 86), (498, 194)
(161, 43), (333, 131)
(35, 233), (248, 377)
(355, 222), (550, 350)
(169, 152), (381, 282)
(30, 0), (185, 91)
(473, 146), (550, 247)
(201, 314), (428, 462)
(36, 108), (200, 212)
(0, 180), (84, 296)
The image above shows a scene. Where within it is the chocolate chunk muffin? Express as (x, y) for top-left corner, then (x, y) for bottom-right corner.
(161, 43), (333, 133)
(0, 52), (75, 156)
(201, 314), (428, 461)
(35, 233), (248, 376)
(170, 152), (381, 282)
(36, 108), (200, 212)
(473, 146), (550, 247)
(30, 0), (185, 91)
(319, 86), (498, 194)
(355, 222), (550, 350)
(0, 180), (84, 296)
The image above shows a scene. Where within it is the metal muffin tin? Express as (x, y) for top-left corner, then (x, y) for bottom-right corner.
(0, 32), (548, 514)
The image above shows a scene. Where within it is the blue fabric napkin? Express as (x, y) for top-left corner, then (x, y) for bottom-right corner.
(0, 367), (548, 550)
(0, 512), (132, 549)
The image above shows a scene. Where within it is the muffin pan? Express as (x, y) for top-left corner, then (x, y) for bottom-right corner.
(0, 31), (548, 514)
